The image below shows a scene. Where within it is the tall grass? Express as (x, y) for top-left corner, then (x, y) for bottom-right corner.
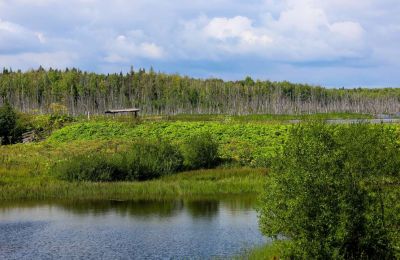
(238, 241), (289, 260)
(52, 137), (221, 182)
(54, 152), (125, 182)
(0, 168), (266, 201)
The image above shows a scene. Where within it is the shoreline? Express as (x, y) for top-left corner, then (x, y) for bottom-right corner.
(0, 168), (266, 201)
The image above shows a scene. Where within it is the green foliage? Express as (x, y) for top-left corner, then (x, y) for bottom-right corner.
(54, 152), (124, 182)
(11, 113), (75, 141)
(0, 166), (266, 201)
(47, 121), (289, 166)
(0, 102), (18, 144)
(124, 140), (184, 181)
(47, 121), (134, 141)
(182, 132), (219, 169)
(259, 123), (399, 259)
(53, 140), (184, 182)
(239, 240), (289, 260)
(47, 113), (74, 131)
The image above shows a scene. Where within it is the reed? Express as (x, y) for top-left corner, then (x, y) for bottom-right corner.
(0, 168), (266, 201)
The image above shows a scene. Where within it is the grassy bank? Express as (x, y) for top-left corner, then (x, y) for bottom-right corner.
(239, 241), (289, 260)
(1, 117), (278, 200)
(1, 114), (398, 202)
(0, 119), (274, 201)
(0, 168), (266, 201)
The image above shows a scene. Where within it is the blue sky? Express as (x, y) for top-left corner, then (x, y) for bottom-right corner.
(0, 0), (399, 87)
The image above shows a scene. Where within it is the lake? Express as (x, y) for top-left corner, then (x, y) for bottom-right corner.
(0, 196), (266, 259)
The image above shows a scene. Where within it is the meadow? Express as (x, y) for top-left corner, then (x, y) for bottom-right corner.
(0, 113), (287, 200)
(1, 112), (398, 202)
(0, 167), (266, 201)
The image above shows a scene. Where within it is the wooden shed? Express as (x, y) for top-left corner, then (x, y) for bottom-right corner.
(105, 108), (140, 117)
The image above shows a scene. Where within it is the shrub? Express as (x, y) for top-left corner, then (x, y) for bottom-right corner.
(124, 140), (183, 181)
(33, 114), (74, 138)
(182, 132), (219, 169)
(54, 153), (125, 182)
(54, 137), (224, 182)
(258, 123), (399, 259)
(54, 140), (184, 182)
(0, 102), (18, 145)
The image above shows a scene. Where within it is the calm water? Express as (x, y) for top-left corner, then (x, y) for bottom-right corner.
(0, 197), (266, 259)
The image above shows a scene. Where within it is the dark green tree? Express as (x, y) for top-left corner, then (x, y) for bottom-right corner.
(0, 102), (17, 144)
(259, 123), (399, 259)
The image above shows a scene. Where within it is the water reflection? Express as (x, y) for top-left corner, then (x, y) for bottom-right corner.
(0, 196), (265, 259)
(0, 195), (257, 220)
(56, 200), (185, 218)
(185, 200), (219, 219)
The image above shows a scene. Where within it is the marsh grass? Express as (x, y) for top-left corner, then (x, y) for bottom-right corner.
(238, 241), (289, 260)
(0, 168), (266, 201)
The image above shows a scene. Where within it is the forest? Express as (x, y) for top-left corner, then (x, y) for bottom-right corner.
(1, 67), (400, 116)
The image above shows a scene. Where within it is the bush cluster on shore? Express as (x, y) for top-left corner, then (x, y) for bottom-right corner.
(53, 133), (220, 182)
(259, 123), (400, 259)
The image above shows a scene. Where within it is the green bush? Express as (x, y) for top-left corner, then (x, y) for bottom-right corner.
(53, 136), (224, 182)
(259, 123), (399, 259)
(54, 140), (183, 182)
(182, 132), (219, 169)
(29, 114), (74, 139)
(54, 153), (125, 182)
(124, 140), (183, 180)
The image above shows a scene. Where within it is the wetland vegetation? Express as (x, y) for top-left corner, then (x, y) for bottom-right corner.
(1, 95), (399, 258)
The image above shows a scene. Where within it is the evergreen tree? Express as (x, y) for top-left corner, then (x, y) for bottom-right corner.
(0, 102), (17, 144)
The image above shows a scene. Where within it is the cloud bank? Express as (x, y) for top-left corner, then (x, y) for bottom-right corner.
(0, 0), (399, 87)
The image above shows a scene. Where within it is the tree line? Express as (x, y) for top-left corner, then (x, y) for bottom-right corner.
(1, 67), (400, 115)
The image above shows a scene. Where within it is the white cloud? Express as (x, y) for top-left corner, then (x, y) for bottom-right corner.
(0, 51), (77, 69)
(203, 16), (272, 51)
(0, 18), (22, 33)
(36, 32), (46, 43)
(139, 42), (164, 59)
(330, 22), (364, 42)
(0, 18), (46, 53)
(179, 2), (366, 62)
(259, 2), (367, 61)
(0, 0), (399, 86)
(204, 16), (252, 40)
(104, 32), (165, 63)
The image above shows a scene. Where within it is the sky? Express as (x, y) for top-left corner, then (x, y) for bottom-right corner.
(0, 0), (399, 87)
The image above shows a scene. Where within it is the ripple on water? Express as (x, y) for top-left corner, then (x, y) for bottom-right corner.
(0, 221), (49, 258)
(0, 199), (266, 259)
